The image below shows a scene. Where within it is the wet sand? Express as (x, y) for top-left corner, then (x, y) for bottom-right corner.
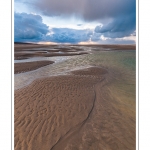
(14, 44), (136, 150)
(83, 44), (136, 50)
(15, 61), (54, 74)
(14, 43), (88, 60)
(14, 43), (135, 60)
(14, 52), (88, 60)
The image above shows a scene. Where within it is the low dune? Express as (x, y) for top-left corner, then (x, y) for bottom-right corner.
(14, 67), (135, 150)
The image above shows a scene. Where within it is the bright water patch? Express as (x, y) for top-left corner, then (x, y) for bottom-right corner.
(15, 50), (136, 92)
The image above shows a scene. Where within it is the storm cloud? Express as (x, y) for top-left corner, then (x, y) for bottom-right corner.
(14, 12), (49, 42)
(95, 14), (136, 38)
(32, 0), (135, 21)
(14, 12), (94, 43)
(14, 0), (136, 44)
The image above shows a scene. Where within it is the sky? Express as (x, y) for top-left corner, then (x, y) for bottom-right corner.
(14, 0), (136, 44)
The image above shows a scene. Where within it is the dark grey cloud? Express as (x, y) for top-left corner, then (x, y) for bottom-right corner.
(14, 12), (135, 44)
(83, 0), (135, 21)
(15, 0), (135, 21)
(95, 14), (135, 38)
(14, 0), (136, 44)
(14, 12), (49, 42)
(31, 0), (135, 21)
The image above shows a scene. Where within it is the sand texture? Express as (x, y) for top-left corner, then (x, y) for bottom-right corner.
(14, 52), (88, 60)
(15, 66), (135, 150)
(14, 43), (135, 60)
(15, 61), (54, 74)
(14, 43), (89, 60)
(14, 44), (136, 150)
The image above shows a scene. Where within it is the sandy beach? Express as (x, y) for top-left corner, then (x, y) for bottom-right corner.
(14, 44), (136, 150)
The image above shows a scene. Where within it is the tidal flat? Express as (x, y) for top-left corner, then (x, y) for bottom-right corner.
(14, 44), (136, 150)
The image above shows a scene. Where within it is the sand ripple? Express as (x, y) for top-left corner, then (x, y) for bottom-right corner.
(15, 67), (135, 150)
(14, 45), (136, 150)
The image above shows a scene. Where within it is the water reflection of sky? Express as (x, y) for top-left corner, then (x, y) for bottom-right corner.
(14, 56), (76, 64)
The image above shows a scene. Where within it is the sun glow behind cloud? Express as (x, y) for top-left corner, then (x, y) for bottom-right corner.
(37, 41), (58, 45)
(115, 35), (136, 42)
(78, 41), (99, 45)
